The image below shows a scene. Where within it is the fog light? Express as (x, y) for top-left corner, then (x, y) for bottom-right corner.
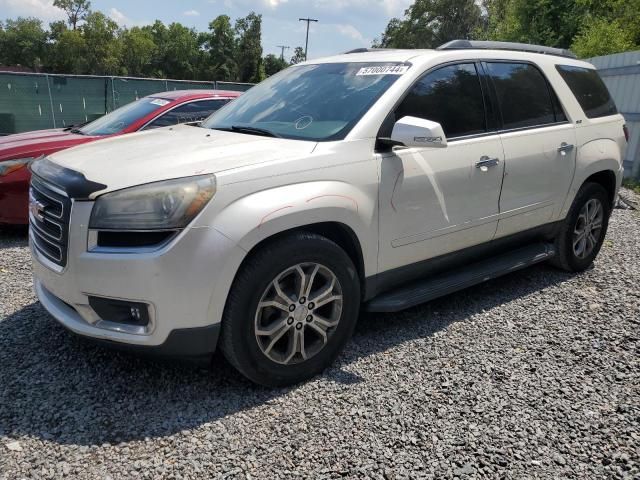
(89, 296), (151, 327)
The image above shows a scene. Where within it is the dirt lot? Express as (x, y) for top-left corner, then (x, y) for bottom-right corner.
(0, 192), (638, 479)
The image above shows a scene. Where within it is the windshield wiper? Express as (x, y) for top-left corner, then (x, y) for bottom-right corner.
(69, 128), (85, 135)
(229, 125), (281, 138)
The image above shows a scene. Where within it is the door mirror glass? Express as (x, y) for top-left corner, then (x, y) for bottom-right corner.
(388, 116), (447, 148)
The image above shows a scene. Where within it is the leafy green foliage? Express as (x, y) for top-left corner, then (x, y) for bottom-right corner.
(571, 18), (635, 58)
(377, 0), (639, 58)
(290, 47), (306, 65)
(374, 0), (483, 48)
(0, 18), (48, 70)
(235, 12), (264, 83)
(263, 54), (288, 77)
(52, 0), (91, 30)
(478, 0), (639, 57)
(202, 15), (238, 81)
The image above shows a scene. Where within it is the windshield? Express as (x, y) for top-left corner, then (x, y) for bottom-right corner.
(80, 97), (170, 136)
(202, 62), (409, 141)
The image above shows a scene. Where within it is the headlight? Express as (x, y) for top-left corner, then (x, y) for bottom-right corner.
(0, 157), (36, 177)
(89, 175), (216, 230)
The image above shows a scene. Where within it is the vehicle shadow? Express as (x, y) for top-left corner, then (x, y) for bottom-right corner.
(0, 227), (28, 249)
(0, 263), (575, 447)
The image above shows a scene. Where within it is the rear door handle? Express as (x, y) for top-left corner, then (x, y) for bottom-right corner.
(475, 156), (500, 169)
(558, 143), (575, 155)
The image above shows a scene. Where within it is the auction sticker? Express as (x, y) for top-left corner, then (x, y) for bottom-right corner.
(356, 65), (409, 76)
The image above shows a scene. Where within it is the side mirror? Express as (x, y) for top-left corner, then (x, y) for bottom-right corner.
(382, 116), (447, 149)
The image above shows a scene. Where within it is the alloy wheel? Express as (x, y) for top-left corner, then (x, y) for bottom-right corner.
(573, 198), (604, 259)
(254, 263), (343, 365)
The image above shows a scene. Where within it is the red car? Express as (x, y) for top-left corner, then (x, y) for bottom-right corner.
(0, 89), (241, 225)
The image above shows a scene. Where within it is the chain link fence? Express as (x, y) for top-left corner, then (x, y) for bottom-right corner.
(0, 72), (253, 135)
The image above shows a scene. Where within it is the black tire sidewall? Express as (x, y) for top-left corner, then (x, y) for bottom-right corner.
(560, 183), (611, 271)
(221, 233), (360, 386)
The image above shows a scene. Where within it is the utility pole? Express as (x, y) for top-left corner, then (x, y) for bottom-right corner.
(298, 17), (318, 60)
(276, 45), (290, 61)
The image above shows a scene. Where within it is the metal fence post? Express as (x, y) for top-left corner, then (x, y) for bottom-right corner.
(45, 74), (56, 129)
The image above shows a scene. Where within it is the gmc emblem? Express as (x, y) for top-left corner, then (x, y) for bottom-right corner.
(29, 194), (46, 222)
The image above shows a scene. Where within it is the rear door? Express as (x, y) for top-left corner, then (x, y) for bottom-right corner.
(484, 61), (577, 238)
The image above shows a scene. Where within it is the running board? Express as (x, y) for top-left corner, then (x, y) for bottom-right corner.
(365, 242), (556, 313)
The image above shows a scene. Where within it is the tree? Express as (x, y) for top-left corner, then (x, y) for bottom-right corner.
(479, 0), (640, 57)
(53, 0), (91, 30)
(0, 17), (48, 70)
(121, 27), (156, 77)
(374, 0), (483, 49)
(163, 23), (199, 79)
(571, 19), (636, 58)
(235, 12), (264, 83)
(202, 15), (238, 81)
(142, 21), (199, 79)
(263, 53), (288, 76)
(481, 0), (587, 48)
(49, 27), (87, 73)
(290, 46), (306, 65)
(81, 11), (122, 75)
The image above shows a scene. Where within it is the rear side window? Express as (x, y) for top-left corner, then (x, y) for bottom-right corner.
(395, 63), (487, 138)
(145, 99), (230, 129)
(486, 62), (561, 130)
(556, 65), (617, 119)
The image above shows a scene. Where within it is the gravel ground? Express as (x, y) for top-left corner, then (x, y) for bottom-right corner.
(0, 192), (638, 480)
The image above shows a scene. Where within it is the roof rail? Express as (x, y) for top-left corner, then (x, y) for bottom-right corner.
(343, 48), (396, 54)
(437, 40), (577, 59)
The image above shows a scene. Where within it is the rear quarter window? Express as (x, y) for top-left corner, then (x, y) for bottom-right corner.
(556, 65), (617, 119)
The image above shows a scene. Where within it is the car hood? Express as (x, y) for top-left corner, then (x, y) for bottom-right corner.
(47, 125), (317, 196)
(0, 128), (95, 161)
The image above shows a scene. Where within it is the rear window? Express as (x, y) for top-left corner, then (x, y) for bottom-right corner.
(556, 65), (617, 119)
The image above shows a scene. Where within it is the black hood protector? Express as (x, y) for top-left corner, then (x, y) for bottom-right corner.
(29, 157), (107, 199)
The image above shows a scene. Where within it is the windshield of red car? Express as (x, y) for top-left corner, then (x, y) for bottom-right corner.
(79, 97), (170, 136)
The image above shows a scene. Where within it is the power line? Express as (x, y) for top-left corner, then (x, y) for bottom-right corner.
(298, 18), (318, 60)
(276, 45), (290, 61)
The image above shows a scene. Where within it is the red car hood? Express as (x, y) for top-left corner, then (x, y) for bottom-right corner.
(0, 128), (99, 162)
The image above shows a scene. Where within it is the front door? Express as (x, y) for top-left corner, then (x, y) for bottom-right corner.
(378, 62), (505, 274)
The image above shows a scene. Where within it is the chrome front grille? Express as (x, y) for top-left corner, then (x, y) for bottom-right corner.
(29, 177), (71, 268)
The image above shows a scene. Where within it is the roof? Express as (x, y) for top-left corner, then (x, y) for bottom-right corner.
(301, 47), (593, 71)
(150, 89), (242, 101)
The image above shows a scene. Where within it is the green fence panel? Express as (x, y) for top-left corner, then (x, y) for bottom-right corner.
(216, 81), (254, 92)
(0, 73), (254, 135)
(0, 73), (55, 134)
(111, 77), (169, 109)
(165, 80), (215, 91)
(48, 75), (109, 128)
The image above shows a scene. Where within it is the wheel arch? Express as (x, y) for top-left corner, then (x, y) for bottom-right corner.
(235, 222), (367, 299)
(560, 137), (623, 218)
(583, 170), (618, 208)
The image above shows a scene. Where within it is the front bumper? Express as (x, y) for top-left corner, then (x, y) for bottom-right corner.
(32, 200), (244, 356)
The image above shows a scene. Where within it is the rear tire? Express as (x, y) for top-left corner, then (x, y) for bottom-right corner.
(220, 232), (360, 387)
(550, 182), (611, 272)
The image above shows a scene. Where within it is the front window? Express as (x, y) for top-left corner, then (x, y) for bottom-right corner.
(395, 63), (487, 139)
(202, 62), (409, 141)
(80, 97), (170, 136)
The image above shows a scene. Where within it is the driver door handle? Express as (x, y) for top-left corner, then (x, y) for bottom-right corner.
(558, 142), (575, 155)
(475, 156), (500, 169)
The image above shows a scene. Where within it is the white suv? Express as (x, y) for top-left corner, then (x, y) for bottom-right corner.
(30, 41), (627, 386)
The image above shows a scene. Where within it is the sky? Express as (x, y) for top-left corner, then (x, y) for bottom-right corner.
(0, 0), (414, 60)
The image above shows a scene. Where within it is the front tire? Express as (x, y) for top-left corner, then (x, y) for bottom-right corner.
(550, 182), (611, 272)
(220, 232), (360, 387)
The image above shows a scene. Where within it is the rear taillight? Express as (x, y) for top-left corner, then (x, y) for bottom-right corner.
(623, 124), (629, 143)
